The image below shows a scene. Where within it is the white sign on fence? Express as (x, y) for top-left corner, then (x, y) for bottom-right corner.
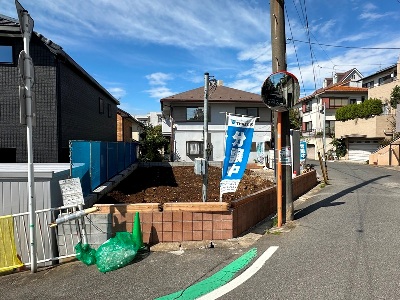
(59, 178), (84, 206)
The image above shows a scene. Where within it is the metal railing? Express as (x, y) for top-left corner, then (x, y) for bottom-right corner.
(12, 205), (81, 268)
(301, 128), (334, 137)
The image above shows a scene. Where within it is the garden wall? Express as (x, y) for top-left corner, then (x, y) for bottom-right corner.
(86, 170), (317, 248)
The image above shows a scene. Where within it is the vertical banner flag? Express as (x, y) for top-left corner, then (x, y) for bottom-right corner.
(300, 140), (307, 172)
(220, 115), (257, 196)
(256, 141), (265, 165)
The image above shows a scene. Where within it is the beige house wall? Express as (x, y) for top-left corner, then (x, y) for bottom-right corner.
(368, 59), (400, 113)
(369, 144), (400, 166)
(335, 115), (393, 139)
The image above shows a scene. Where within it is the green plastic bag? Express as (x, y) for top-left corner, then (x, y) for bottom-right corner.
(75, 242), (96, 266)
(95, 232), (137, 273)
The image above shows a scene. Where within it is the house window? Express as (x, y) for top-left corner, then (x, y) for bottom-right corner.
(325, 120), (335, 136)
(186, 107), (209, 122)
(304, 101), (312, 112)
(363, 80), (374, 88)
(107, 103), (111, 118)
(186, 141), (204, 156)
(99, 98), (104, 114)
(0, 46), (13, 63)
(235, 107), (259, 117)
(378, 78), (383, 85)
(349, 99), (357, 104)
(304, 122), (312, 132)
(329, 98), (348, 108)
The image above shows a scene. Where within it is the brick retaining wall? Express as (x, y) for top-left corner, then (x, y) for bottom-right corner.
(86, 170), (317, 248)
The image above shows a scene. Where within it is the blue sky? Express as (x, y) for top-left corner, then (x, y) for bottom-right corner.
(2, 0), (400, 116)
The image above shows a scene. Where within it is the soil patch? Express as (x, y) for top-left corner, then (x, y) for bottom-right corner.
(96, 166), (274, 206)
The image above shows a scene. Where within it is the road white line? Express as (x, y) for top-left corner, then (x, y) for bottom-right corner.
(197, 246), (279, 300)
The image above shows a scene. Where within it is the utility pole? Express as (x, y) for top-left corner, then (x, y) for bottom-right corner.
(270, 0), (293, 224)
(202, 72), (210, 202)
(15, 0), (37, 273)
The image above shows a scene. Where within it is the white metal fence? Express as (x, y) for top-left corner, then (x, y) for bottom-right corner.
(11, 205), (82, 268)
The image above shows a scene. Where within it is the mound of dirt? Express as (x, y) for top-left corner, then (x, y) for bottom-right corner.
(96, 166), (274, 205)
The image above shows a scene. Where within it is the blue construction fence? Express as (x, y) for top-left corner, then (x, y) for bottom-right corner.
(70, 140), (139, 196)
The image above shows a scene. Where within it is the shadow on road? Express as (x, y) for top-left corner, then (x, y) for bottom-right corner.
(294, 175), (391, 220)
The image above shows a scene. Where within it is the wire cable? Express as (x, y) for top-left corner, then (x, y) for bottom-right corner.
(301, 0), (318, 91)
(285, 3), (306, 96)
(287, 39), (400, 50)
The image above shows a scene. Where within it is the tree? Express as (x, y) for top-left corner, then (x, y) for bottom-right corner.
(390, 85), (400, 109)
(139, 124), (169, 162)
(289, 108), (301, 130)
(330, 138), (347, 159)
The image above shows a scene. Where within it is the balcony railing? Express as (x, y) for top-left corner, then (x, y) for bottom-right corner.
(301, 128), (335, 137)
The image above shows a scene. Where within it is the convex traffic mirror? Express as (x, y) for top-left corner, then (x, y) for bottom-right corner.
(261, 71), (300, 112)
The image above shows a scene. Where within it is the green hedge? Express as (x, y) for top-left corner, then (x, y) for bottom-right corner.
(335, 98), (383, 121)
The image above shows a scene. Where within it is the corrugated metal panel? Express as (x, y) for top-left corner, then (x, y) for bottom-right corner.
(0, 163), (70, 215)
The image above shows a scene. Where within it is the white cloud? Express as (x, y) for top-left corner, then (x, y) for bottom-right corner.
(146, 73), (172, 86)
(145, 86), (175, 99)
(107, 87), (127, 100)
(15, 0), (267, 51)
(317, 19), (336, 36)
(237, 43), (271, 64)
(230, 78), (261, 95)
(359, 12), (391, 21)
(145, 72), (177, 99)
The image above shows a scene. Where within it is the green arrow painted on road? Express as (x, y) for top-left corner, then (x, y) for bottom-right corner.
(155, 247), (257, 300)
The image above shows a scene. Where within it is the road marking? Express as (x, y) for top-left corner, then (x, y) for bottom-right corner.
(155, 248), (258, 300)
(156, 246), (278, 300)
(197, 246), (279, 300)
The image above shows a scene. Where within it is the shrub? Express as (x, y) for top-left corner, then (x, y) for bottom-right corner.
(330, 138), (347, 158)
(335, 98), (382, 121)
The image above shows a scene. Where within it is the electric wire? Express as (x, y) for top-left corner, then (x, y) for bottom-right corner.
(285, 3), (306, 96)
(287, 39), (400, 50)
(300, 0), (318, 92)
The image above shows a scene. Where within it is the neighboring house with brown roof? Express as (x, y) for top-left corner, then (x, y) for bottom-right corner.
(117, 108), (144, 142)
(160, 81), (273, 163)
(335, 60), (400, 162)
(297, 68), (369, 160)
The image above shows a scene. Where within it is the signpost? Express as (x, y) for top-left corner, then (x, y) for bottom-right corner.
(15, 0), (37, 273)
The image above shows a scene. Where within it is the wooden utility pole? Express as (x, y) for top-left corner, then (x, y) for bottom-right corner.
(270, 0), (293, 225)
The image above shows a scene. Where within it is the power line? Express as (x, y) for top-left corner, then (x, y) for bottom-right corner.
(287, 39), (400, 50)
(301, 0), (318, 92)
(285, 4), (306, 96)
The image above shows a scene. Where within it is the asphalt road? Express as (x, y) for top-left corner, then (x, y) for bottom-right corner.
(1, 161), (400, 300)
(225, 161), (400, 300)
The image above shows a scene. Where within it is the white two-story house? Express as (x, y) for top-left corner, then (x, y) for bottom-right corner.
(160, 81), (273, 163)
(297, 68), (367, 159)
